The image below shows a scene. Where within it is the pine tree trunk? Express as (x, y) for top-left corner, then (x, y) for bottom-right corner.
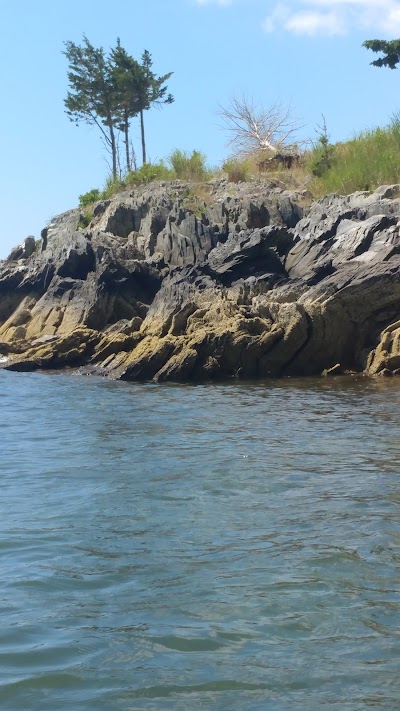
(140, 109), (146, 165)
(109, 122), (117, 179)
(124, 109), (130, 172)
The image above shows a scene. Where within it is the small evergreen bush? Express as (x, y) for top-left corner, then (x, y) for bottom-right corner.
(309, 118), (335, 178)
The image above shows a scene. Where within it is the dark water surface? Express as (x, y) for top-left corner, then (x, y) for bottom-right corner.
(1, 372), (400, 710)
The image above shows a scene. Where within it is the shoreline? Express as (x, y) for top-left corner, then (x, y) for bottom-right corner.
(1, 180), (400, 382)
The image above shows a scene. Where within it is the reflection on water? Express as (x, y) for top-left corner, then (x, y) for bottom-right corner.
(1, 372), (400, 710)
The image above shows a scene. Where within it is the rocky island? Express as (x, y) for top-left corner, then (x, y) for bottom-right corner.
(1, 179), (400, 381)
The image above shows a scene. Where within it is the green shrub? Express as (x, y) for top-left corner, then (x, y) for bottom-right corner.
(168, 149), (208, 180)
(126, 162), (174, 185)
(78, 188), (101, 208)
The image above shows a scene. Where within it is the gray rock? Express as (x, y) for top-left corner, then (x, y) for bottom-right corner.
(2, 181), (400, 380)
(23, 236), (36, 258)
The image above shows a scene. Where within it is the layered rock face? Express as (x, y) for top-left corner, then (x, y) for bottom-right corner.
(1, 179), (400, 380)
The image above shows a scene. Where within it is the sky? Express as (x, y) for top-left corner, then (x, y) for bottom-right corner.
(1, 0), (400, 258)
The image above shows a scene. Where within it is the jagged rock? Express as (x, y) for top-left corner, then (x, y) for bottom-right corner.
(366, 320), (400, 375)
(5, 235), (36, 262)
(2, 181), (400, 380)
(5, 328), (101, 371)
(208, 225), (291, 285)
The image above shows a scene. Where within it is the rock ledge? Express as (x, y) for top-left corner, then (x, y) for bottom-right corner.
(1, 180), (400, 380)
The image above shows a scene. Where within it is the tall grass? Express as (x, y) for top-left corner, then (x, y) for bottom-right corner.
(168, 149), (208, 180)
(126, 162), (174, 185)
(78, 163), (175, 210)
(101, 174), (126, 199)
(309, 118), (400, 196)
(77, 119), (400, 219)
(221, 157), (252, 183)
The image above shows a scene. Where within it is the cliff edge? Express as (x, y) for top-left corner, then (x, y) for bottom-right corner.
(1, 179), (400, 380)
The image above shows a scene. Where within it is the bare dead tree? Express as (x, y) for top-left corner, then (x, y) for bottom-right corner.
(218, 95), (302, 156)
(130, 143), (138, 172)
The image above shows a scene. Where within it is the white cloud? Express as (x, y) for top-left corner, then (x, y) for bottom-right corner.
(262, 4), (290, 33)
(285, 10), (345, 34)
(263, 0), (400, 36)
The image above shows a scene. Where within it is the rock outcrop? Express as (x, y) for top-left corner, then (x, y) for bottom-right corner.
(1, 179), (400, 380)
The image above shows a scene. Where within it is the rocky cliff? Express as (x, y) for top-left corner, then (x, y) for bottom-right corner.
(1, 179), (400, 380)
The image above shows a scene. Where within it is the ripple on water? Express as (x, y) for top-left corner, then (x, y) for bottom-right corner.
(1, 372), (400, 710)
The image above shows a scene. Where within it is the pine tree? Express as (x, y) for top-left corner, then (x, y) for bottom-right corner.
(64, 36), (119, 178)
(363, 39), (400, 69)
(110, 39), (141, 172)
(64, 38), (174, 175)
(134, 50), (174, 165)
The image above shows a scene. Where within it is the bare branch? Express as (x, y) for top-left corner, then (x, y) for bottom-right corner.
(218, 95), (303, 156)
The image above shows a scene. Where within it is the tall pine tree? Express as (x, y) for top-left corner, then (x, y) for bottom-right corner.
(64, 37), (174, 175)
(64, 36), (119, 178)
(110, 39), (141, 172)
(134, 50), (174, 165)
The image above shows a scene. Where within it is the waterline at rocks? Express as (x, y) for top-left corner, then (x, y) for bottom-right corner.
(1, 180), (400, 381)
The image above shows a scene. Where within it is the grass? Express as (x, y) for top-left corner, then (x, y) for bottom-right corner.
(78, 210), (94, 229)
(219, 118), (400, 197)
(308, 117), (400, 197)
(126, 162), (174, 185)
(182, 184), (214, 216)
(168, 149), (209, 180)
(77, 118), (400, 226)
(221, 157), (251, 183)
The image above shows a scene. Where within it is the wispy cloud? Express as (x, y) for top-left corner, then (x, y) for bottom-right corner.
(263, 0), (400, 36)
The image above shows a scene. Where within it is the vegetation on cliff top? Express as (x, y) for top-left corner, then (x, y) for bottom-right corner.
(78, 115), (400, 217)
(75, 35), (400, 214)
(64, 36), (173, 179)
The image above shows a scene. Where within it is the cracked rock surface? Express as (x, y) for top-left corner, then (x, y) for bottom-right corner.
(1, 179), (400, 380)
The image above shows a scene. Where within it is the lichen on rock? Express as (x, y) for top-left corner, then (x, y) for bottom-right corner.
(1, 179), (400, 380)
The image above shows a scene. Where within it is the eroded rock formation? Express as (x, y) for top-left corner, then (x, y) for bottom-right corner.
(1, 179), (400, 380)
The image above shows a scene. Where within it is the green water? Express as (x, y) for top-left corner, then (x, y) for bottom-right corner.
(1, 372), (400, 710)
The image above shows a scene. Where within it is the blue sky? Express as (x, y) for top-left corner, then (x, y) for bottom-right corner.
(0, 0), (399, 257)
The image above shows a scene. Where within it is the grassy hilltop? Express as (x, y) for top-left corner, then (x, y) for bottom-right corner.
(78, 116), (400, 225)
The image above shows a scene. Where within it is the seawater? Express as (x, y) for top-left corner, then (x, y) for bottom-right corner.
(1, 371), (400, 711)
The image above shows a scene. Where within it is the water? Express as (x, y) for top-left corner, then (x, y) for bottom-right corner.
(1, 371), (400, 711)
